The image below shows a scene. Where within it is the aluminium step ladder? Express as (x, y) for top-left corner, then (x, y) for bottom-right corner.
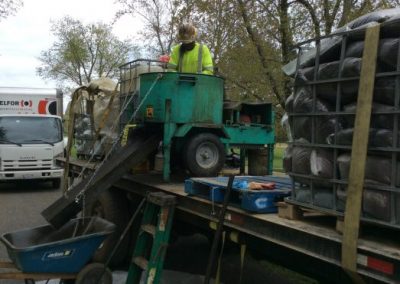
(126, 192), (176, 284)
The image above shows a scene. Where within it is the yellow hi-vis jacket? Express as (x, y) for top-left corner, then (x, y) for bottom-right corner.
(168, 43), (214, 75)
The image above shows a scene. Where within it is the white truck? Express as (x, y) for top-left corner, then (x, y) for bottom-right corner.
(0, 87), (64, 188)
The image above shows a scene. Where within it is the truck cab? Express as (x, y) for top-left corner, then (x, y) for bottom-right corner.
(0, 87), (64, 188)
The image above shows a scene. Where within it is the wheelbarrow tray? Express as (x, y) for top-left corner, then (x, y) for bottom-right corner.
(0, 217), (115, 273)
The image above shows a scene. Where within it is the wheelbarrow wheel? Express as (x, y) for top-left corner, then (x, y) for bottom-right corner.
(183, 133), (225, 177)
(75, 263), (112, 284)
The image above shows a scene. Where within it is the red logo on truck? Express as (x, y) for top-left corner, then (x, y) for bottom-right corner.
(20, 100), (33, 107)
(38, 100), (57, 115)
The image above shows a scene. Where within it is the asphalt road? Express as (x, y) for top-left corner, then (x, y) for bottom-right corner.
(0, 180), (63, 284)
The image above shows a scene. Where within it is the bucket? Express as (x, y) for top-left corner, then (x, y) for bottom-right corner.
(248, 148), (269, 176)
(154, 153), (164, 172)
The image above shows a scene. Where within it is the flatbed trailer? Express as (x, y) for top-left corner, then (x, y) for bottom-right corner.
(58, 157), (400, 283)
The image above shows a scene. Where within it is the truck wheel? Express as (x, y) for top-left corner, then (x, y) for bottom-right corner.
(75, 263), (112, 284)
(183, 133), (225, 177)
(52, 178), (61, 189)
(84, 188), (131, 267)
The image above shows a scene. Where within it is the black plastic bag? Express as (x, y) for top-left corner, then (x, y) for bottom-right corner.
(337, 185), (392, 221)
(292, 115), (343, 143)
(381, 14), (400, 37)
(283, 9), (400, 76)
(296, 58), (362, 82)
(347, 8), (400, 29)
(284, 139), (312, 185)
(292, 87), (332, 113)
(290, 88), (343, 143)
(287, 139), (311, 175)
(285, 93), (294, 112)
(314, 189), (335, 209)
(295, 58), (362, 105)
(293, 37), (343, 70)
(310, 148), (334, 179)
(337, 153), (400, 185)
(291, 114), (342, 143)
(343, 102), (397, 129)
(374, 78), (397, 105)
(328, 128), (400, 147)
(346, 38), (400, 71)
(283, 145), (293, 173)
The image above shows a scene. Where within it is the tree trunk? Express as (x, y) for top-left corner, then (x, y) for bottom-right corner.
(237, 0), (286, 107)
(339, 0), (353, 27)
(279, 0), (295, 108)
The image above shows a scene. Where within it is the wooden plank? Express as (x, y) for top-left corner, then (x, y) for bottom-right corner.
(0, 261), (16, 269)
(0, 272), (75, 280)
(341, 24), (380, 281)
(42, 128), (161, 228)
(277, 202), (303, 220)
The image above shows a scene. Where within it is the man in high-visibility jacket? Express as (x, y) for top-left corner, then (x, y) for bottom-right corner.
(168, 23), (214, 75)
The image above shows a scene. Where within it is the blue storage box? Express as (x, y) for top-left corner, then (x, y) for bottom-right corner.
(241, 190), (289, 213)
(0, 217), (115, 273)
(185, 176), (291, 213)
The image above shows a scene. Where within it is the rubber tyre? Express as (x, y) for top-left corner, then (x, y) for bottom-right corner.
(84, 188), (130, 267)
(52, 178), (61, 189)
(75, 263), (112, 284)
(183, 133), (225, 177)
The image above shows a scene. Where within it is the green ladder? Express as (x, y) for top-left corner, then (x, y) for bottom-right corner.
(126, 192), (176, 284)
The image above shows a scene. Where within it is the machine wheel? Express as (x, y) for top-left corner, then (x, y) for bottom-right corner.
(52, 178), (61, 189)
(75, 263), (112, 284)
(183, 133), (225, 177)
(84, 188), (131, 267)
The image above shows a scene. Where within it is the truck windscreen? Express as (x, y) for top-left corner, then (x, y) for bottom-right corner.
(0, 116), (62, 144)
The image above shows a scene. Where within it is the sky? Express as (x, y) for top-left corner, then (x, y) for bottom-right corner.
(0, 0), (143, 89)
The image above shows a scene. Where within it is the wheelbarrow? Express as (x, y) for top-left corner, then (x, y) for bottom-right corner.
(0, 217), (115, 284)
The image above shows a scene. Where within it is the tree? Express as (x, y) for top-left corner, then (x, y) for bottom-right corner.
(115, 0), (185, 56)
(37, 16), (139, 89)
(0, 0), (22, 21)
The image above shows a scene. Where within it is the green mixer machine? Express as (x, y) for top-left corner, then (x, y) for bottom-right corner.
(120, 60), (275, 181)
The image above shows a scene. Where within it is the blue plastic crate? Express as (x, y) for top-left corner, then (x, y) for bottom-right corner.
(184, 179), (225, 202)
(185, 176), (291, 213)
(0, 217), (115, 273)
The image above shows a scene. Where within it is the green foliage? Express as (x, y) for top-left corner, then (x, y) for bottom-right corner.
(37, 16), (140, 90)
(273, 143), (287, 173)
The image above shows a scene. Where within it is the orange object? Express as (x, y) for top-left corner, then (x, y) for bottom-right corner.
(248, 182), (275, 190)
